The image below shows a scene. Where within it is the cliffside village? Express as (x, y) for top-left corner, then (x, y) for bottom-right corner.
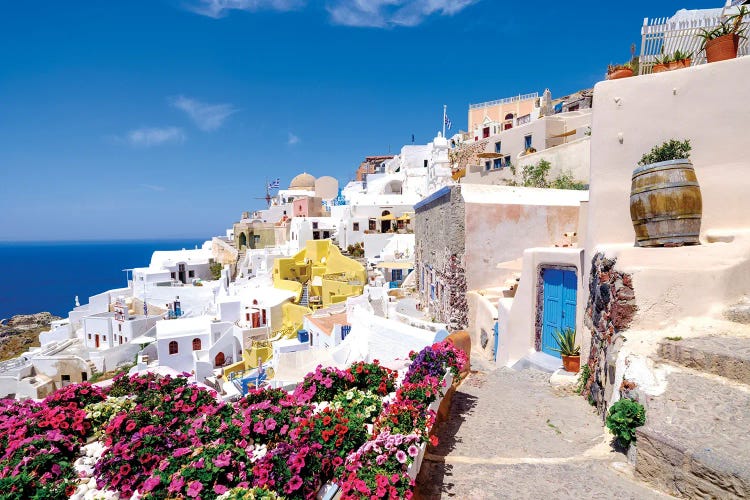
(3, 2), (750, 497)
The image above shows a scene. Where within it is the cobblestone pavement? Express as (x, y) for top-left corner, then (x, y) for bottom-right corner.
(415, 363), (672, 499)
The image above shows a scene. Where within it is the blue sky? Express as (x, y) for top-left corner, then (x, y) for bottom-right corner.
(0, 0), (719, 241)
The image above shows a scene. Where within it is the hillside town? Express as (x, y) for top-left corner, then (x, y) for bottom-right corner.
(1, 2), (750, 499)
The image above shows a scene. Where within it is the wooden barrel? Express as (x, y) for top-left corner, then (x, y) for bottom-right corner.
(630, 159), (702, 247)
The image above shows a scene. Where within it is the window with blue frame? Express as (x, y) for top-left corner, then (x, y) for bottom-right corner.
(494, 141), (501, 153)
(430, 284), (435, 300)
(504, 155), (511, 167)
(485, 161), (491, 171)
(524, 134), (533, 150)
(493, 158), (502, 169)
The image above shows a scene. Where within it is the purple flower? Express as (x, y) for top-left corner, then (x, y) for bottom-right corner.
(408, 444), (420, 457)
(212, 450), (232, 468)
(396, 450), (407, 463)
(142, 476), (161, 492)
(186, 480), (203, 498)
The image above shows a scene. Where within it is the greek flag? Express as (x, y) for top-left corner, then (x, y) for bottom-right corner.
(444, 114), (452, 130)
(268, 178), (280, 189)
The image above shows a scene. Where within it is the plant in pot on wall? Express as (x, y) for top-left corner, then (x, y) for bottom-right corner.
(630, 139), (703, 248)
(697, 5), (748, 63)
(606, 61), (635, 80)
(552, 328), (580, 372)
(653, 50), (692, 73)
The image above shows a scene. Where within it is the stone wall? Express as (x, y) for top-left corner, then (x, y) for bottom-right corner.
(414, 186), (467, 329)
(583, 252), (637, 416)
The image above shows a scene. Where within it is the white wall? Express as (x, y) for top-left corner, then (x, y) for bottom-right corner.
(585, 56), (750, 249)
(498, 248), (584, 367)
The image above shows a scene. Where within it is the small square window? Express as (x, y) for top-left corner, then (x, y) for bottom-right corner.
(312, 222), (319, 229)
(61, 375), (70, 381)
(353, 222), (359, 231)
(87, 333), (91, 339)
(188, 270), (195, 278)
(493, 158), (502, 169)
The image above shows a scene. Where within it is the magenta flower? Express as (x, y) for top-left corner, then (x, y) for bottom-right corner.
(186, 480), (203, 498)
(212, 450), (232, 468)
(142, 476), (161, 492)
(408, 444), (420, 457)
(395, 450), (407, 463)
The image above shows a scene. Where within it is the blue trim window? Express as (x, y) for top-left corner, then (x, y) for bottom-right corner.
(524, 134), (533, 150)
(494, 141), (502, 153)
(493, 158), (502, 169)
(485, 161), (491, 171)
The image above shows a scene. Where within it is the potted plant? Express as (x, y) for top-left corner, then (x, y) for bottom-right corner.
(607, 62), (634, 80)
(652, 53), (671, 73)
(668, 49), (692, 70)
(552, 328), (580, 372)
(630, 139), (702, 247)
(697, 6), (748, 63)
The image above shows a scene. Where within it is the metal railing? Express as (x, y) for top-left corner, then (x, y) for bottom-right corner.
(639, 7), (749, 75)
(469, 92), (539, 110)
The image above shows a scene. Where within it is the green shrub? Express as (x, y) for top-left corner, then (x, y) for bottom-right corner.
(606, 398), (646, 446)
(575, 363), (591, 395)
(638, 139), (691, 166)
(210, 261), (224, 280)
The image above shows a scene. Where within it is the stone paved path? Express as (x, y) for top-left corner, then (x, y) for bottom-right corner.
(415, 363), (671, 499)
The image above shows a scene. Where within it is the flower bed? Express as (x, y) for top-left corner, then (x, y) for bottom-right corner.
(0, 340), (467, 499)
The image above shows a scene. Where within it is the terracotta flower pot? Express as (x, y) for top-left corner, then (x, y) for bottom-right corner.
(675, 58), (692, 69)
(562, 355), (581, 373)
(706, 34), (739, 63)
(652, 63), (668, 73)
(607, 68), (634, 80)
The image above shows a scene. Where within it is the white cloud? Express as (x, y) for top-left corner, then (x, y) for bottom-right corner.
(126, 127), (185, 147)
(287, 132), (300, 145)
(141, 184), (167, 192)
(189, 0), (306, 18)
(187, 0), (477, 27)
(170, 95), (237, 131)
(327, 0), (477, 27)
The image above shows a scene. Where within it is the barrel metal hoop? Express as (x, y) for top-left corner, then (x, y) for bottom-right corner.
(632, 159), (693, 178)
(632, 214), (702, 224)
(630, 181), (701, 196)
(636, 232), (700, 240)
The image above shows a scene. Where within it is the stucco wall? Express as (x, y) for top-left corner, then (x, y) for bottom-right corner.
(464, 202), (581, 291)
(585, 56), (750, 250)
(515, 137), (591, 183)
(498, 248), (585, 367)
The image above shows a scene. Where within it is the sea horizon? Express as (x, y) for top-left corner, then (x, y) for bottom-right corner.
(0, 238), (209, 320)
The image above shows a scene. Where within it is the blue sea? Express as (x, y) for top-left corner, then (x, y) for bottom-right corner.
(0, 239), (205, 320)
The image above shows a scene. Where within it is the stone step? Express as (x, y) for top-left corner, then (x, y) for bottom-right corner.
(635, 371), (750, 498)
(658, 336), (750, 385)
(724, 297), (750, 325)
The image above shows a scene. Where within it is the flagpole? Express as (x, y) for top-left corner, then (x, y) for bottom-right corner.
(442, 104), (447, 137)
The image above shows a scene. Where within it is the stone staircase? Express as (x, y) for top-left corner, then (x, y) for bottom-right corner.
(635, 299), (750, 498)
(300, 284), (310, 307)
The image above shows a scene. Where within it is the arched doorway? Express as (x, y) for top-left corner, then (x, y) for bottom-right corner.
(381, 210), (392, 233)
(214, 352), (225, 366)
(238, 232), (247, 249)
(503, 113), (514, 130)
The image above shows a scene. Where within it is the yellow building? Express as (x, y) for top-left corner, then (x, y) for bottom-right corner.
(273, 239), (366, 309)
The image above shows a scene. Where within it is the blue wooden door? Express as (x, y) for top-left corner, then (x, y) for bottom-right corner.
(541, 269), (577, 357)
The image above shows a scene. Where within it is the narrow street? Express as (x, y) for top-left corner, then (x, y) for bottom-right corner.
(416, 362), (670, 499)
